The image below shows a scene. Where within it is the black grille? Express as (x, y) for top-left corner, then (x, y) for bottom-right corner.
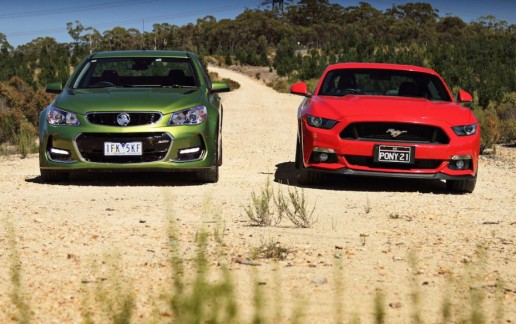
(76, 132), (171, 163)
(86, 112), (162, 126)
(345, 155), (443, 170)
(340, 122), (449, 144)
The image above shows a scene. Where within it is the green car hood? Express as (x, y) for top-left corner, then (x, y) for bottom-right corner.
(55, 88), (204, 114)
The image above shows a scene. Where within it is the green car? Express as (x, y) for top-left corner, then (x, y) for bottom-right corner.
(39, 50), (229, 182)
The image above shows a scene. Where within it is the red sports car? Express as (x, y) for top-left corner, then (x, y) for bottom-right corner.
(290, 63), (480, 193)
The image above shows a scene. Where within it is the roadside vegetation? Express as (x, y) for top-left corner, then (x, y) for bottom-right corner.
(244, 178), (318, 228)
(0, 1), (515, 154)
(3, 205), (510, 323)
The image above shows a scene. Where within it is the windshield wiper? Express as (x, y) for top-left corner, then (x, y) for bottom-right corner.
(162, 84), (197, 89)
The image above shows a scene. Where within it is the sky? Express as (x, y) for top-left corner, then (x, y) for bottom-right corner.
(1, 0), (515, 48)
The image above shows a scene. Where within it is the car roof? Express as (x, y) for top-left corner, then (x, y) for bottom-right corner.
(326, 62), (439, 76)
(90, 50), (193, 59)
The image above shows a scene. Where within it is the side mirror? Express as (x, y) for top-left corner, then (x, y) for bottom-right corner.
(290, 82), (310, 97)
(457, 89), (472, 103)
(211, 81), (230, 93)
(45, 83), (63, 94)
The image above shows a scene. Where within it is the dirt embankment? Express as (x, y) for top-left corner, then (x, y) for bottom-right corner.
(0, 66), (514, 323)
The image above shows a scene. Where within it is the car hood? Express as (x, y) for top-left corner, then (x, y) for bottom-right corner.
(54, 88), (204, 114)
(314, 95), (477, 125)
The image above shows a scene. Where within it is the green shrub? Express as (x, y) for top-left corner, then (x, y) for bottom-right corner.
(266, 78), (290, 93)
(244, 178), (278, 226)
(491, 93), (516, 143)
(16, 119), (37, 158)
(474, 107), (501, 153)
(0, 112), (18, 144)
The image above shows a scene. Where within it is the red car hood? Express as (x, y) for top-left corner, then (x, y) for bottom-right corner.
(313, 95), (477, 125)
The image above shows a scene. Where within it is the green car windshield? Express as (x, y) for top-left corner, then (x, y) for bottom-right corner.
(72, 57), (198, 89)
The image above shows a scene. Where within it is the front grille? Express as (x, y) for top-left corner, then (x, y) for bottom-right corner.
(345, 155), (443, 170)
(76, 132), (172, 163)
(341, 122), (449, 144)
(86, 112), (162, 126)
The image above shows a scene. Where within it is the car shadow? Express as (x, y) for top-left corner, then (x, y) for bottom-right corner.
(26, 171), (207, 187)
(273, 162), (449, 194)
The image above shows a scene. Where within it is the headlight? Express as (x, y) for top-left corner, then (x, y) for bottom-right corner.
(306, 115), (338, 129)
(47, 106), (80, 126)
(169, 106), (207, 126)
(452, 124), (477, 136)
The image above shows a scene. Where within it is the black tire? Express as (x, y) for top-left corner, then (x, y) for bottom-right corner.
(196, 167), (219, 183)
(40, 169), (69, 182)
(295, 138), (322, 186)
(217, 130), (223, 167)
(446, 177), (477, 193)
(196, 134), (220, 183)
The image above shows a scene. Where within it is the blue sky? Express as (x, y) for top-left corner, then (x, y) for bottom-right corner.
(1, 0), (515, 48)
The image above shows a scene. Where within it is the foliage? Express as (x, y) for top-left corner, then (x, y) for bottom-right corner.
(474, 107), (501, 153)
(253, 238), (290, 260)
(0, 77), (53, 147)
(1, 208), (510, 323)
(0, 1), (515, 148)
(274, 185), (317, 228)
(244, 177), (279, 226)
(245, 178), (317, 228)
(16, 119), (37, 158)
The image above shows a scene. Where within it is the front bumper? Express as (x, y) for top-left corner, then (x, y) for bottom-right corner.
(39, 122), (216, 172)
(300, 120), (480, 179)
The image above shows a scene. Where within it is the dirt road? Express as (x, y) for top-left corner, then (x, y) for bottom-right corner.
(0, 66), (515, 323)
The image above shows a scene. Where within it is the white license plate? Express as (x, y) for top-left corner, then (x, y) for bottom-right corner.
(104, 142), (142, 156)
(374, 145), (414, 164)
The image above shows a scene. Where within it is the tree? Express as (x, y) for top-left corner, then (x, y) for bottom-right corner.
(273, 38), (297, 76)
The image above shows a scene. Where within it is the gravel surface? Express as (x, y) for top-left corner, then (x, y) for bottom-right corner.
(0, 66), (514, 323)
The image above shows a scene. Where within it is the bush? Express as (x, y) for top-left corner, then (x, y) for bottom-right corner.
(491, 93), (516, 143)
(266, 78), (290, 93)
(16, 119), (37, 158)
(474, 107), (501, 153)
(0, 111), (18, 144)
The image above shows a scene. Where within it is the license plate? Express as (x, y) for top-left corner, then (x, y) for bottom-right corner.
(374, 145), (414, 164)
(104, 142), (142, 156)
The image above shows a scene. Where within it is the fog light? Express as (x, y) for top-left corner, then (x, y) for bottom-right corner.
(50, 148), (69, 155)
(176, 147), (204, 161)
(48, 147), (73, 162)
(310, 150), (338, 163)
(179, 147), (200, 155)
(449, 155), (472, 170)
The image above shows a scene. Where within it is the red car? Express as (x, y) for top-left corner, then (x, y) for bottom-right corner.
(290, 63), (480, 193)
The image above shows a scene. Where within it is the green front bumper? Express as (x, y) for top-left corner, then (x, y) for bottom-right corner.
(39, 119), (217, 172)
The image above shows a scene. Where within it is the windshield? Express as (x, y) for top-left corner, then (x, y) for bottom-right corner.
(318, 69), (451, 101)
(72, 57), (198, 89)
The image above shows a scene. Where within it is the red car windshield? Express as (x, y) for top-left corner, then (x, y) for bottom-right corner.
(318, 69), (452, 101)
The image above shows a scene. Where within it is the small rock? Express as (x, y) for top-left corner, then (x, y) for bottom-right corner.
(311, 277), (328, 285)
(389, 302), (402, 308)
(34, 218), (43, 223)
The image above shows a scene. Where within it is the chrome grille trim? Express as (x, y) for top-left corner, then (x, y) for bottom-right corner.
(86, 112), (163, 126)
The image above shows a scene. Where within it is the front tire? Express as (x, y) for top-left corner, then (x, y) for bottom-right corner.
(446, 177), (477, 193)
(40, 169), (69, 183)
(196, 167), (219, 183)
(196, 134), (220, 183)
(295, 138), (322, 186)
